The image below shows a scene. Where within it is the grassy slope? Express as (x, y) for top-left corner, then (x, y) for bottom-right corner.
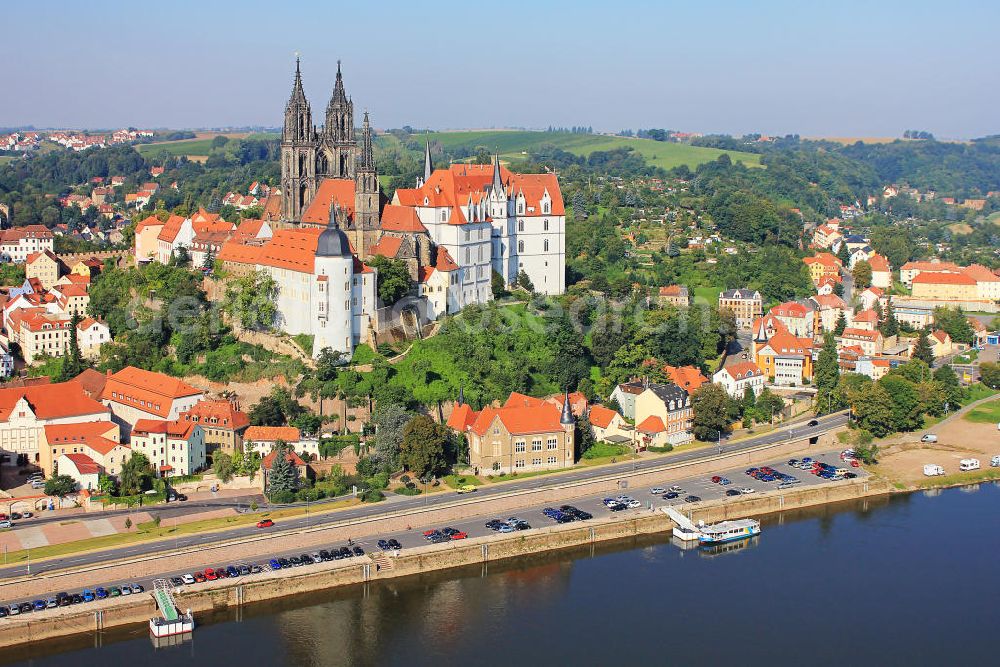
(423, 130), (762, 170)
(137, 138), (220, 157)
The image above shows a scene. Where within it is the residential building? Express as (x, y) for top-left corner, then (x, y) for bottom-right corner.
(633, 383), (694, 446)
(0, 225), (54, 263)
(899, 260), (963, 288)
(719, 288), (763, 330)
(857, 287), (887, 312)
(179, 400), (250, 459)
(929, 330), (953, 358)
(868, 254), (892, 289)
(101, 366), (205, 437)
(769, 301), (816, 338)
(25, 250), (64, 289)
(713, 361), (765, 399)
(962, 264), (1000, 302)
(0, 380), (111, 461)
(134, 214), (168, 263)
(754, 329), (814, 386)
(242, 425), (317, 459)
(891, 303), (935, 329)
(38, 420), (123, 478)
(663, 365), (709, 394)
(56, 453), (101, 492)
(809, 294), (850, 333)
(851, 309), (880, 331)
(10, 310), (110, 365)
(657, 285), (690, 308)
(803, 253), (842, 285)
(450, 392), (576, 475)
(417, 246), (461, 320)
(839, 328), (885, 357)
(854, 357), (893, 381)
(587, 405), (632, 444)
(130, 418), (206, 477)
(610, 381), (646, 420)
(910, 272), (979, 302)
(262, 449), (310, 491)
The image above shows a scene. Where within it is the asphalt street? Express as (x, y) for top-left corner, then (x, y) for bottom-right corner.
(0, 411), (847, 586)
(2, 445), (862, 609)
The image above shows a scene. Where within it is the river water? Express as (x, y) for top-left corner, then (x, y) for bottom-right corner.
(4, 485), (998, 666)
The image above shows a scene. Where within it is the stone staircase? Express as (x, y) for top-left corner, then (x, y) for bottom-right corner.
(369, 551), (394, 572)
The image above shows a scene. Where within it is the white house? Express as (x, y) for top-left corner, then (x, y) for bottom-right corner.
(713, 361), (765, 399)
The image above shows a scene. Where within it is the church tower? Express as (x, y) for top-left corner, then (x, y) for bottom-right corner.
(281, 57), (318, 222)
(352, 112), (381, 256)
(323, 61), (356, 179)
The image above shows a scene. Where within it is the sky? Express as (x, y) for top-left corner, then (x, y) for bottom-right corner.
(3, 0), (999, 139)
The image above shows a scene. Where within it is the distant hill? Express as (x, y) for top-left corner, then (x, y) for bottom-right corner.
(418, 130), (762, 170)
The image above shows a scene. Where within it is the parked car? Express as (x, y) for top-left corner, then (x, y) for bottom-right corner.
(710, 476), (721, 483)
(82, 589), (96, 602)
(387, 539), (402, 550)
(739, 487), (755, 494)
(377, 539), (390, 551)
(182, 574), (196, 585)
(353, 546), (365, 556)
(456, 485), (478, 494)
(95, 587), (108, 600)
(684, 495), (702, 503)
(256, 519), (274, 528)
(725, 489), (741, 497)
(650, 487), (666, 495)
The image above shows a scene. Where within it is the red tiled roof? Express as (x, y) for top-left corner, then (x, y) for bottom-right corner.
(380, 205), (427, 233)
(132, 418), (195, 439)
(101, 367), (203, 418)
(469, 402), (564, 436)
(720, 361), (763, 380)
(0, 380), (109, 422)
(370, 236), (404, 259)
(663, 365), (708, 392)
(658, 285), (685, 297)
(181, 400), (249, 430)
(588, 404), (620, 429)
(868, 254), (890, 272)
(446, 403), (478, 431)
(911, 272), (976, 286)
(853, 310), (879, 322)
(245, 425), (300, 442)
(61, 452), (100, 475)
(301, 179), (355, 225)
(217, 239), (263, 265)
(156, 215), (187, 243)
(637, 415), (666, 434)
(434, 246), (459, 271)
(261, 448), (305, 469)
(253, 228), (325, 273)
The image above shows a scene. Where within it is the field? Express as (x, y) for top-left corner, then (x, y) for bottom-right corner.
(422, 130), (761, 170)
(137, 138), (220, 157)
(964, 399), (1000, 424)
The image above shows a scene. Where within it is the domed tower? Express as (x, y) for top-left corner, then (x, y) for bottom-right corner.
(281, 57), (318, 222)
(312, 204), (355, 359)
(560, 388), (576, 460)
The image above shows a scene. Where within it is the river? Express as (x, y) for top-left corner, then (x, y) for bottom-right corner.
(4, 484), (998, 666)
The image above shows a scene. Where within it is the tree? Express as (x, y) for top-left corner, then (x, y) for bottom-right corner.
(691, 383), (737, 441)
(212, 451), (235, 483)
(755, 388), (784, 423)
(224, 269), (279, 331)
(97, 473), (118, 496)
(399, 415), (449, 479)
(933, 307), (975, 345)
(266, 440), (299, 500)
(201, 246), (215, 272)
(879, 375), (923, 432)
(367, 256), (412, 306)
(59, 312), (88, 380)
(836, 242), (851, 266)
(124, 517), (133, 531)
(980, 362), (1000, 390)
(249, 387), (305, 426)
(814, 333), (841, 414)
(516, 270), (534, 293)
(44, 474), (77, 497)
(491, 270), (507, 299)
(880, 301), (899, 337)
(851, 381), (895, 437)
(119, 452), (153, 495)
(575, 415), (596, 458)
(852, 260), (872, 289)
(372, 402), (411, 473)
(932, 364), (965, 410)
(913, 329), (934, 365)
(834, 310), (847, 336)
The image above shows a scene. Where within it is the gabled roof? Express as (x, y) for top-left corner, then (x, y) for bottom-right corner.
(101, 367), (203, 418)
(868, 254), (891, 272)
(853, 310), (879, 323)
(446, 403), (478, 431)
(245, 425), (301, 442)
(132, 418), (196, 439)
(0, 380), (109, 422)
(262, 448), (306, 469)
(720, 288), (760, 301)
(911, 272), (976, 286)
(636, 415), (666, 434)
(369, 236), (404, 259)
(301, 179), (355, 225)
(61, 452), (101, 475)
(663, 365), (708, 393)
(588, 404), (620, 429)
(434, 246), (459, 271)
(718, 361), (763, 381)
(181, 400), (249, 430)
(469, 402), (564, 436)
(156, 215), (188, 243)
(380, 205), (427, 233)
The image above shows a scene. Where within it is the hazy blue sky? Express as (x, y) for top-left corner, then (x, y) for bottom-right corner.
(3, 0), (999, 138)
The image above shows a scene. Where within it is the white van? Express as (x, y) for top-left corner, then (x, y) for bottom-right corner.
(959, 458), (980, 472)
(990, 455), (1000, 468)
(920, 434), (938, 443)
(923, 464), (945, 477)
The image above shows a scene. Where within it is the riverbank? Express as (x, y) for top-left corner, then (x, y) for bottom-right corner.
(0, 472), (895, 649)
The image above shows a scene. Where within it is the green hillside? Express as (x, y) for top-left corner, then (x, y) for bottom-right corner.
(137, 138), (219, 157)
(421, 130), (762, 170)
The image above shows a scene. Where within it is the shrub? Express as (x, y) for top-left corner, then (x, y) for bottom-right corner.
(581, 442), (628, 460)
(361, 489), (385, 503)
(647, 445), (674, 453)
(395, 486), (421, 496)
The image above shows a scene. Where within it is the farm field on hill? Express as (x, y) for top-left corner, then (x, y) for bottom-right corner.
(422, 130), (762, 170)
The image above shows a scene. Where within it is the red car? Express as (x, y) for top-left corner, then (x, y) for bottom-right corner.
(257, 519), (274, 528)
(710, 476), (722, 483)
(450, 531), (468, 540)
(193, 572), (206, 583)
(423, 529), (438, 537)
(850, 460), (860, 468)
(204, 568), (218, 581)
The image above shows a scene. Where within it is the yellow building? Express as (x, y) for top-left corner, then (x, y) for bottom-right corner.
(40, 421), (126, 478)
(25, 250), (63, 290)
(910, 272), (979, 301)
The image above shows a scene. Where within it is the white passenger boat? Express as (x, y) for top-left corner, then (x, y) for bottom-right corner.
(149, 579), (194, 638)
(697, 518), (760, 545)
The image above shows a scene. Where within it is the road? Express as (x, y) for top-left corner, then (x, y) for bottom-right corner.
(4, 445), (862, 608)
(0, 412), (848, 582)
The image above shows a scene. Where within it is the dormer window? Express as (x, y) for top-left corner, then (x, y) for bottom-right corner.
(423, 196), (429, 205)
(542, 202), (550, 214)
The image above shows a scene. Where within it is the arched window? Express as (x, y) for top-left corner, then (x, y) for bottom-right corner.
(517, 240), (524, 253)
(518, 220), (524, 232)
(543, 219), (549, 231)
(543, 239), (549, 252)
